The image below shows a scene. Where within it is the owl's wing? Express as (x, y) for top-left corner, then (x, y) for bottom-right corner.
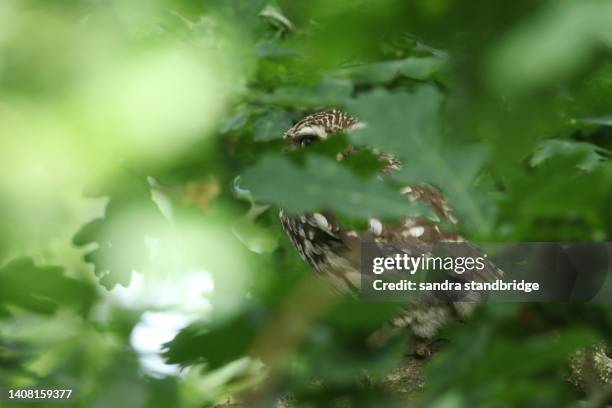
(333, 183), (503, 338)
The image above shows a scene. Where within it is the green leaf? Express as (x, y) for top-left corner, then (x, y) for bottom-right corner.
(347, 86), (443, 157)
(231, 217), (280, 254)
(163, 308), (266, 369)
(253, 109), (293, 141)
(255, 78), (353, 108)
(333, 56), (445, 84)
(220, 109), (252, 133)
(323, 299), (402, 332)
(73, 178), (167, 290)
(501, 154), (611, 240)
(487, 0), (612, 94)
(239, 154), (429, 220)
(422, 304), (598, 407)
(530, 140), (608, 171)
(347, 87), (491, 235)
(578, 115), (612, 127)
(0, 257), (96, 316)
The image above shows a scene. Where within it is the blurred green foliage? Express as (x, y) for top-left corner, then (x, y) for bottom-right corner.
(1, 0), (611, 407)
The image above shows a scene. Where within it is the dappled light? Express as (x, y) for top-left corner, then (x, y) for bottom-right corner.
(1, 1), (611, 407)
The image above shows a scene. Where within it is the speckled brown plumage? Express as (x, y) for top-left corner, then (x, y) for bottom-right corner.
(279, 109), (502, 341)
(283, 109), (360, 145)
(569, 344), (612, 391)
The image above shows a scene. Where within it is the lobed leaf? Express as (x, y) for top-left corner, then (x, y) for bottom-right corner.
(239, 154), (429, 220)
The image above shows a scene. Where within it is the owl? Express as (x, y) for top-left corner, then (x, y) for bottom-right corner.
(279, 109), (502, 355)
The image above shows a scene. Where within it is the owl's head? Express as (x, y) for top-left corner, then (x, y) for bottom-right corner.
(283, 109), (364, 148)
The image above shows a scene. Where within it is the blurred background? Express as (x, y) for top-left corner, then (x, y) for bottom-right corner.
(0, 0), (611, 407)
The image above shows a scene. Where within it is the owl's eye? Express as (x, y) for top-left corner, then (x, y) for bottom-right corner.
(297, 135), (318, 147)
